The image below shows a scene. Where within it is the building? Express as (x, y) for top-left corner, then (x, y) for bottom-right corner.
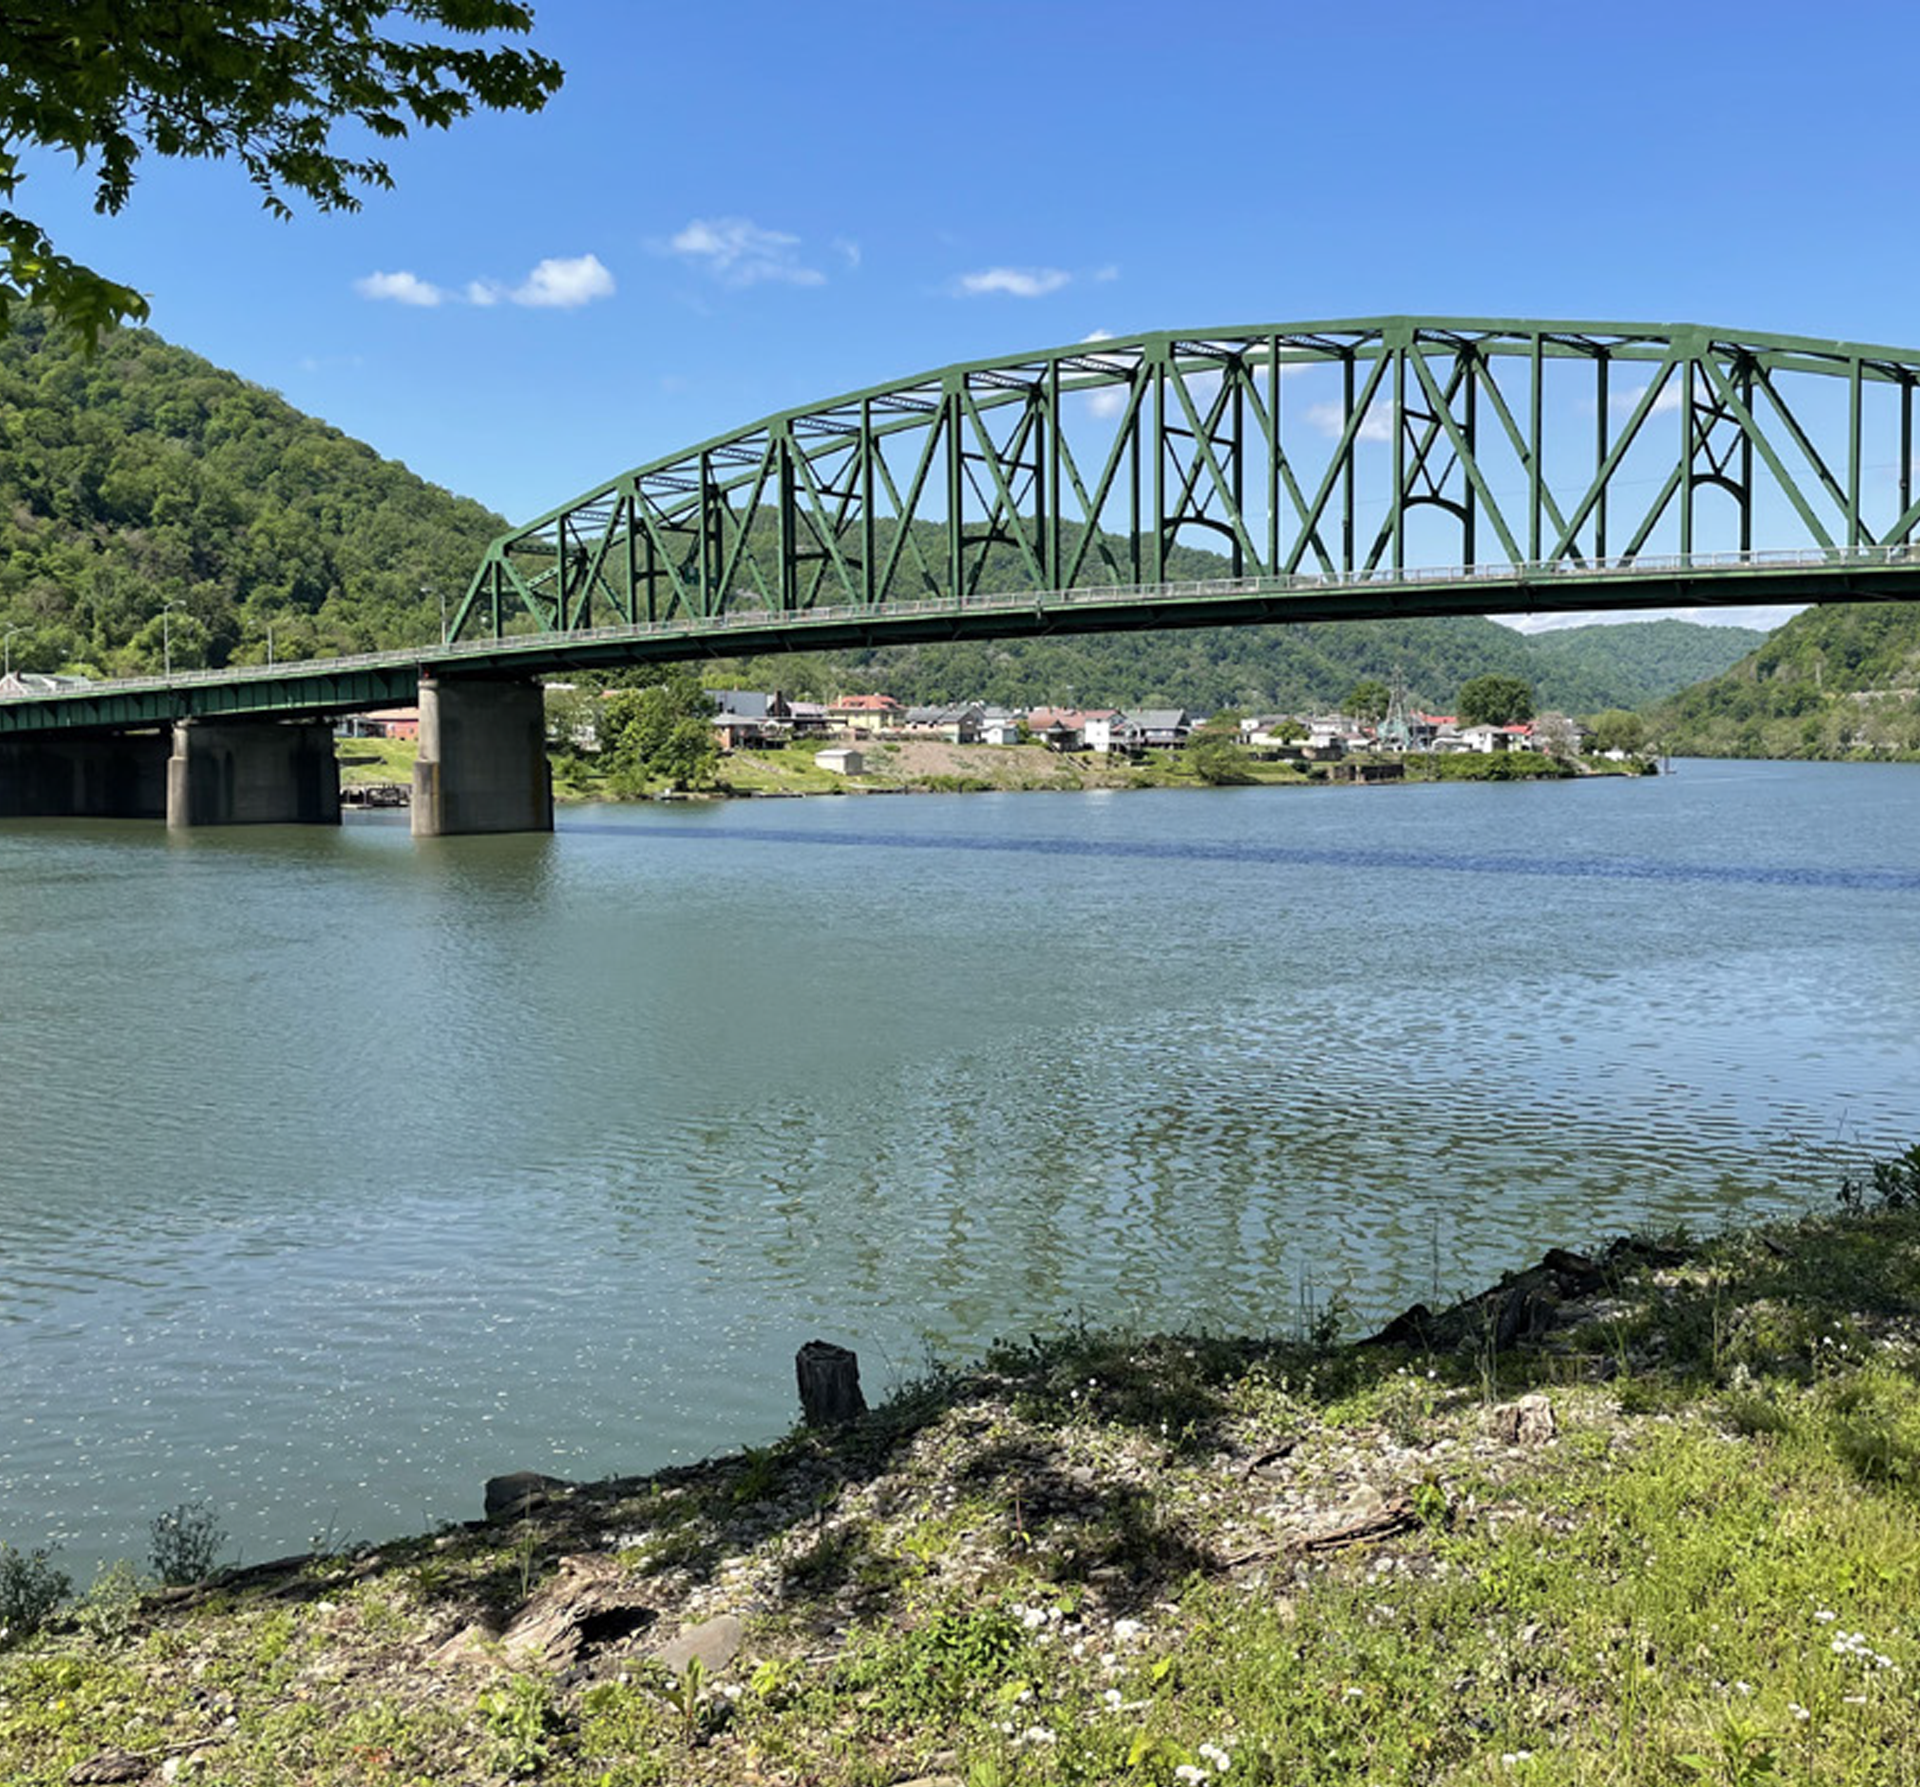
(828, 693), (902, 735)
(814, 746), (864, 775)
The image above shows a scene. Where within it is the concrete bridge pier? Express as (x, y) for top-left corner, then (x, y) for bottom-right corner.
(410, 675), (553, 838)
(166, 719), (341, 828)
(0, 733), (169, 819)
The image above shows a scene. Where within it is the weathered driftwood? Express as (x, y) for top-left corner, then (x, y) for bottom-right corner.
(796, 1339), (867, 1426)
(494, 1554), (659, 1668)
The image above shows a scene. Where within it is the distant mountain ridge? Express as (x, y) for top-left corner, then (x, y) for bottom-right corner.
(0, 312), (1766, 712)
(1652, 601), (1920, 757)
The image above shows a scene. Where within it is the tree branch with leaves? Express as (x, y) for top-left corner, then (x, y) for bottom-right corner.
(0, 1), (563, 341)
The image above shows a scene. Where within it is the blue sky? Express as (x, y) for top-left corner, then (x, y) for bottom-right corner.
(18, 0), (1916, 631)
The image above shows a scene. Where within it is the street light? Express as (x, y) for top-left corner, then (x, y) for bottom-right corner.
(266, 620), (276, 667)
(2, 624), (20, 679)
(160, 602), (178, 679)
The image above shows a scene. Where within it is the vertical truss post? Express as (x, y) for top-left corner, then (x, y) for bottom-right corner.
(698, 452), (713, 615)
(1230, 362), (1245, 577)
(623, 500), (637, 624)
(490, 562), (502, 640)
(1528, 334), (1544, 562)
(1739, 363), (1754, 554)
(1151, 350), (1166, 583)
(1128, 393), (1142, 584)
(1848, 358), (1863, 547)
(776, 429), (796, 611)
(1680, 356), (1696, 560)
(1903, 377), (1914, 543)
(1595, 352), (1610, 560)
(861, 399), (876, 606)
(1463, 348), (1479, 567)
(1341, 351), (1356, 572)
(1046, 365), (1062, 590)
(642, 523), (657, 624)
(1266, 337), (1280, 575)
(945, 382), (963, 604)
(1390, 343), (1407, 574)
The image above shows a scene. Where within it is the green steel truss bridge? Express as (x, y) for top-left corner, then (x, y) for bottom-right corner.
(5, 317), (1920, 830)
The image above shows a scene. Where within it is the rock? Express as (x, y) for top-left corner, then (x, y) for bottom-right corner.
(1360, 1302), (1435, 1349)
(654, 1612), (744, 1677)
(484, 1471), (573, 1521)
(1491, 1393), (1556, 1446)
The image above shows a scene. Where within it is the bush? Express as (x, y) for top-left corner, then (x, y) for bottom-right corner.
(149, 1500), (228, 1586)
(0, 1542), (70, 1646)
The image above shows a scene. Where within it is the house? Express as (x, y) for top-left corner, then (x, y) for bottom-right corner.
(336, 707), (419, 740)
(1131, 709), (1195, 748)
(814, 746), (864, 775)
(1457, 722), (1535, 753)
(1024, 707), (1080, 750)
(1409, 713), (1455, 751)
(787, 701), (833, 737)
(1077, 710), (1127, 753)
(709, 690), (793, 750)
(829, 693), (902, 735)
(902, 703), (984, 744)
(978, 707), (1022, 746)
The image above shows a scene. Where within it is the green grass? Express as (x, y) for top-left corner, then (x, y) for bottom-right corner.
(5, 1193), (1920, 1784)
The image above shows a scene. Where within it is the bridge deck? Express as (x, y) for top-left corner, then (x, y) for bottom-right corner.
(2, 547), (1915, 737)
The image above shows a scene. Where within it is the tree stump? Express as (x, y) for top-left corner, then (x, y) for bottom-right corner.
(795, 1340), (867, 1427)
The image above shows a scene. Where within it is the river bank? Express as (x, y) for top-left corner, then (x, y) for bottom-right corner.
(339, 734), (1650, 804)
(6, 1177), (1918, 1785)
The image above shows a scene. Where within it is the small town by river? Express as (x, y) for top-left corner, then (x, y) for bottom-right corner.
(2, 758), (1916, 1574)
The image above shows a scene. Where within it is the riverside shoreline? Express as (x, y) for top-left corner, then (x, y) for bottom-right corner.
(5, 1188), (1918, 1785)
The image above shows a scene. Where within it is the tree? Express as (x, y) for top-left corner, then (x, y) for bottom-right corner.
(1345, 678), (1390, 723)
(602, 671), (718, 793)
(1587, 708), (1648, 756)
(1456, 673), (1535, 728)
(1532, 710), (1578, 760)
(1185, 732), (1252, 785)
(1, 3), (563, 342)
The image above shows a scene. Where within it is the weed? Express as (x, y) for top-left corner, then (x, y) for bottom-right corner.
(148, 1499), (227, 1585)
(477, 1672), (560, 1777)
(73, 1559), (143, 1645)
(0, 1541), (69, 1646)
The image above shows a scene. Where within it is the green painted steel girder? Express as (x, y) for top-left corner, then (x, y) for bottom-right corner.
(448, 315), (1920, 645)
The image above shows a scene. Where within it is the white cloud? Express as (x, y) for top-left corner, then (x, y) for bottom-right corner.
(1306, 398), (1395, 444)
(1609, 379), (1688, 417)
(359, 257), (615, 311)
(957, 266), (1071, 299)
(1092, 264), (1120, 283)
(832, 236), (862, 271)
(666, 217), (826, 287)
(354, 270), (446, 307)
(1497, 604), (1802, 634)
(510, 253), (616, 308)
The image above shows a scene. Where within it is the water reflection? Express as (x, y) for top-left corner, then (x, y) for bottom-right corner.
(0, 761), (1915, 1570)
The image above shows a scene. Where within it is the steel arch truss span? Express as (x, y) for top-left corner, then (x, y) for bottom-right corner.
(450, 318), (1920, 644)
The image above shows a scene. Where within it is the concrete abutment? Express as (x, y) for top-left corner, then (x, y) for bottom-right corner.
(166, 719), (341, 828)
(410, 675), (553, 838)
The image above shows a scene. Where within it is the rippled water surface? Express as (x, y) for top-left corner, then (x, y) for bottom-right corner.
(3, 759), (1917, 1569)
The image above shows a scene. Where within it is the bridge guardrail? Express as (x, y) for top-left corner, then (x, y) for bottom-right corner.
(3, 543), (1911, 706)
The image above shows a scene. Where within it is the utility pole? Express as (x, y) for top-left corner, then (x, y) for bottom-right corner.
(2, 624), (20, 679)
(161, 602), (178, 679)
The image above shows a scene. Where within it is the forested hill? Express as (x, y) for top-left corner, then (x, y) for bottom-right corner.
(720, 612), (1764, 717)
(1651, 602), (1920, 757)
(0, 311), (1763, 710)
(0, 313), (506, 675)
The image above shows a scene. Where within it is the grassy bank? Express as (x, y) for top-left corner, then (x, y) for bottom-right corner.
(5, 1162), (1919, 1785)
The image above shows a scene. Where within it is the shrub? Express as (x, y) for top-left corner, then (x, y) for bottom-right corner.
(0, 1542), (70, 1646)
(149, 1500), (228, 1586)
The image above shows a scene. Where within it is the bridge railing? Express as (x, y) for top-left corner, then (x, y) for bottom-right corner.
(6, 543), (1912, 705)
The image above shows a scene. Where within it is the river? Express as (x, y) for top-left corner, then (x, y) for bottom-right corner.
(2, 759), (1916, 1573)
